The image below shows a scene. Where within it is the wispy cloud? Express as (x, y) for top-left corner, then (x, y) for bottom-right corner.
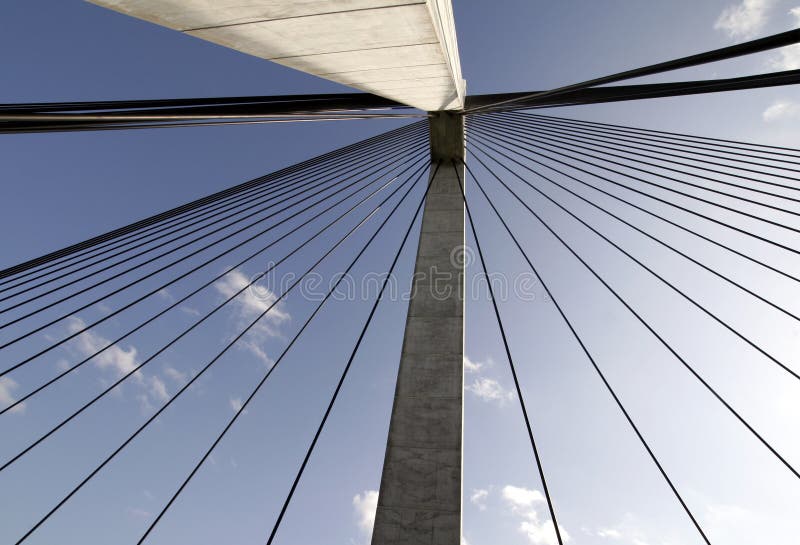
(770, 42), (800, 70)
(149, 375), (169, 402)
(587, 512), (685, 545)
(229, 397), (244, 413)
(163, 366), (187, 384)
(156, 288), (174, 301)
(466, 377), (514, 405)
(464, 355), (514, 405)
(66, 317), (171, 412)
(470, 488), (489, 511)
(353, 489), (379, 540)
(0, 376), (26, 414)
(180, 305), (202, 317)
(503, 485), (546, 512)
(68, 317), (139, 379)
(215, 269), (289, 322)
(502, 485), (569, 545)
(464, 356), (484, 374)
(588, 520), (637, 544)
(769, 7), (800, 69)
(214, 269), (289, 365)
(714, 0), (774, 40)
(520, 519), (570, 545)
(762, 99), (800, 121)
(126, 507), (152, 519)
(596, 527), (623, 539)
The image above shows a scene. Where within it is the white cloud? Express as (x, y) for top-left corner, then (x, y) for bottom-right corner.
(769, 8), (800, 69)
(466, 377), (514, 405)
(67, 316), (140, 379)
(0, 376), (26, 414)
(215, 269), (289, 322)
(156, 288), (173, 301)
(229, 397), (243, 413)
(470, 488), (489, 510)
(503, 485), (546, 512)
(163, 366), (187, 384)
(214, 269), (289, 364)
(502, 485), (568, 545)
(66, 316), (173, 413)
(714, 0), (774, 40)
(136, 393), (153, 413)
(762, 99), (800, 121)
(464, 356), (483, 374)
(353, 490), (379, 536)
(240, 341), (275, 368)
(126, 507), (152, 519)
(461, 537), (471, 545)
(589, 513), (679, 545)
(463, 356), (512, 405)
(520, 519), (569, 545)
(180, 306), (201, 317)
(149, 375), (169, 402)
(597, 528), (623, 539)
(770, 43), (800, 69)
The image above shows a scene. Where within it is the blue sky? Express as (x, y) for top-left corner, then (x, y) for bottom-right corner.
(2, 1), (800, 544)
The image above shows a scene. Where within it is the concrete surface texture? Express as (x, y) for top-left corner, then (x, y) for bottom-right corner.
(87, 0), (466, 111)
(371, 115), (464, 544)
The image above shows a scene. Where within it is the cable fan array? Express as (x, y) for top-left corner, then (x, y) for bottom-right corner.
(461, 113), (800, 545)
(3, 20), (800, 545)
(3, 112), (800, 543)
(0, 123), (440, 543)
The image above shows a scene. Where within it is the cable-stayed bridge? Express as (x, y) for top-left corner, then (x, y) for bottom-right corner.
(2, 2), (800, 544)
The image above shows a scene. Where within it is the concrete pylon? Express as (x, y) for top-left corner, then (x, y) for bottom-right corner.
(371, 112), (465, 545)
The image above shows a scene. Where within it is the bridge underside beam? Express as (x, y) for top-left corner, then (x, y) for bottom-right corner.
(87, 0), (466, 111)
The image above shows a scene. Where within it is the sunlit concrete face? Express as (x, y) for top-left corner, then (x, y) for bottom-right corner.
(87, 0), (466, 111)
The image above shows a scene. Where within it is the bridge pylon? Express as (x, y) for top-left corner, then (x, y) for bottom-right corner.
(371, 112), (465, 545)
